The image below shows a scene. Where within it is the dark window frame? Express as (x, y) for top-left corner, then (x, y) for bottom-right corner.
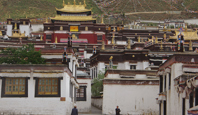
(168, 73), (171, 90)
(160, 75), (163, 93)
(196, 88), (198, 106)
(130, 65), (136, 70)
(76, 86), (87, 101)
(34, 77), (62, 97)
(1, 77), (29, 98)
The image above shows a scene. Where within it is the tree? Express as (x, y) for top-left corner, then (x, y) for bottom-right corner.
(91, 71), (104, 97)
(0, 44), (45, 64)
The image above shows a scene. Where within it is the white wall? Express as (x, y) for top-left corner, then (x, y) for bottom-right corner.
(165, 63), (189, 115)
(6, 25), (12, 36)
(0, 72), (74, 115)
(103, 84), (159, 115)
(76, 79), (92, 112)
(97, 62), (105, 73)
(20, 25), (30, 36)
(31, 24), (44, 32)
(91, 98), (103, 109)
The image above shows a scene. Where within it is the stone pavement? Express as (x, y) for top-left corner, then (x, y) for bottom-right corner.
(79, 105), (102, 115)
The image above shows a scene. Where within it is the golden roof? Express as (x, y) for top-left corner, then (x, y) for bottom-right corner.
(56, 4), (90, 13)
(170, 30), (198, 40)
(51, 15), (96, 21)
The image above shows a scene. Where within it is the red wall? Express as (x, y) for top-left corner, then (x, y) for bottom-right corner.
(52, 33), (69, 43)
(51, 33), (106, 44)
(78, 34), (98, 44)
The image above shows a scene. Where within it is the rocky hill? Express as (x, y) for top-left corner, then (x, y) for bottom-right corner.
(0, 0), (197, 23)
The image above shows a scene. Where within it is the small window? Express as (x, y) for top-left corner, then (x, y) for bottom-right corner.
(130, 65), (136, 70)
(35, 78), (61, 97)
(97, 35), (102, 40)
(1, 77), (28, 97)
(76, 86), (86, 101)
(113, 66), (117, 69)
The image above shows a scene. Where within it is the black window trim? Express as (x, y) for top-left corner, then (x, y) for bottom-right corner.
(34, 77), (63, 97)
(76, 86), (87, 101)
(1, 77), (29, 98)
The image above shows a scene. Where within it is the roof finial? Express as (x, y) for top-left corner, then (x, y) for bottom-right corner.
(40, 35), (43, 41)
(189, 40), (193, 51)
(160, 40), (163, 51)
(101, 15), (104, 24)
(55, 37), (58, 43)
(74, 0), (76, 5)
(127, 38), (131, 49)
(45, 17), (48, 23)
(138, 36), (140, 43)
(84, 0), (86, 7)
(63, 0), (65, 6)
(155, 36), (158, 43)
(109, 56), (113, 69)
(101, 40), (105, 50)
(111, 33), (115, 45)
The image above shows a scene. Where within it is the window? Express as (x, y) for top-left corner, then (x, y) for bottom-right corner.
(1, 77), (28, 97)
(168, 73), (171, 90)
(35, 78), (61, 97)
(113, 66), (117, 69)
(160, 75), (163, 93)
(97, 35), (102, 40)
(164, 75), (166, 91)
(196, 88), (198, 106)
(130, 65), (136, 70)
(76, 86), (86, 101)
(189, 92), (194, 108)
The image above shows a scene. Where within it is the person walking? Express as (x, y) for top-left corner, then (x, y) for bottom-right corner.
(71, 105), (78, 115)
(115, 106), (121, 115)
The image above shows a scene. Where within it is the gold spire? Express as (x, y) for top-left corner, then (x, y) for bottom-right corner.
(138, 36), (140, 43)
(160, 40), (163, 51)
(74, 0), (76, 5)
(111, 33), (115, 45)
(63, 0), (65, 6)
(185, 23), (187, 32)
(164, 34), (166, 39)
(101, 15), (104, 24)
(84, 0), (86, 7)
(127, 38), (131, 49)
(189, 40), (193, 51)
(155, 36), (158, 43)
(40, 35), (43, 41)
(14, 23), (17, 30)
(101, 40), (105, 50)
(109, 56), (113, 60)
(45, 18), (48, 23)
(0, 31), (2, 36)
(55, 37), (58, 43)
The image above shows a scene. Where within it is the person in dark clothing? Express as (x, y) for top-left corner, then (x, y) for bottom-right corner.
(71, 105), (78, 115)
(115, 106), (121, 115)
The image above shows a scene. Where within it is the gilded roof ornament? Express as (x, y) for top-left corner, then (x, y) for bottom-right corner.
(40, 35), (43, 41)
(84, 0), (86, 7)
(189, 40), (193, 51)
(127, 38), (131, 49)
(101, 40), (105, 50)
(101, 15), (104, 24)
(138, 36), (140, 43)
(74, 0), (76, 5)
(155, 36), (158, 43)
(63, 0), (65, 6)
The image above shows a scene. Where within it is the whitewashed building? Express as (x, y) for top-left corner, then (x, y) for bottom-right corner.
(76, 70), (92, 113)
(157, 53), (198, 115)
(103, 69), (159, 115)
(0, 64), (79, 115)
